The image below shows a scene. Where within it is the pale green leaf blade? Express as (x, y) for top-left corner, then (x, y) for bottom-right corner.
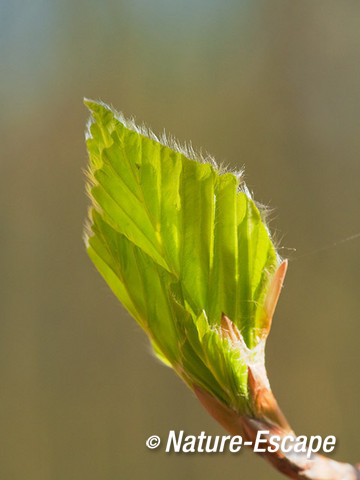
(84, 99), (281, 411)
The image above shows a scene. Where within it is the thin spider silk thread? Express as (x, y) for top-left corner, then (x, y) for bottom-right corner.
(281, 231), (360, 262)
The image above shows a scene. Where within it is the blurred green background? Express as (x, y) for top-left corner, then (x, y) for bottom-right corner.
(1, 1), (359, 479)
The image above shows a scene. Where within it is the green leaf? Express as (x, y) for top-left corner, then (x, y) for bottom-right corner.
(84, 99), (280, 411)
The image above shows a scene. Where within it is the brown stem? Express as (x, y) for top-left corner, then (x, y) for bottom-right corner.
(194, 385), (360, 480)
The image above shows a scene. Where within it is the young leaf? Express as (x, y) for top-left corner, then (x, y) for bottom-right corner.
(84, 99), (280, 412)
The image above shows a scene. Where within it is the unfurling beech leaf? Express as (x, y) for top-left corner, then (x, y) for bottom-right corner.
(84, 98), (281, 414)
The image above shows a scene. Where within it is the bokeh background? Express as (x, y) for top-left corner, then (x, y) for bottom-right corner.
(1, 1), (360, 479)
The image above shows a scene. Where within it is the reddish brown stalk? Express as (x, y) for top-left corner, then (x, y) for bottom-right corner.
(194, 386), (360, 480)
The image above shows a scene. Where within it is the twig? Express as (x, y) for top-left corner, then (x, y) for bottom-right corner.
(194, 386), (360, 480)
